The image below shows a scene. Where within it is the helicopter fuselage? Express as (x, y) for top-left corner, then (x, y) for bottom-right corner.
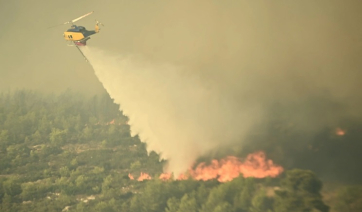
(63, 25), (97, 46)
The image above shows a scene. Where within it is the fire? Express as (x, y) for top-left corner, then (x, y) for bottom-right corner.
(176, 173), (189, 180)
(335, 127), (346, 136)
(130, 151), (283, 183)
(128, 172), (152, 181)
(192, 151), (283, 182)
(128, 173), (134, 180)
(137, 172), (152, 181)
(160, 151), (283, 182)
(159, 173), (172, 181)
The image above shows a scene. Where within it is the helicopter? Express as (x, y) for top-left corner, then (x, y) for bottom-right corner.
(49, 11), (103, 62)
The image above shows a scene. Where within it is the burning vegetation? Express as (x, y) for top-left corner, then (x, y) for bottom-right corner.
(335, 127), (346, 136)
(128, 172), (152, 181)
(131, 151), (283, 182)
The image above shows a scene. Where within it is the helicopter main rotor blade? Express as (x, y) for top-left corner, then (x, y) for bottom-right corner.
(71, 11), (94, 23)
(47, 11), (94, 29)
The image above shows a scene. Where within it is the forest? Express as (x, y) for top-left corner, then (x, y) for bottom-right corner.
(0, 90), (361, 212)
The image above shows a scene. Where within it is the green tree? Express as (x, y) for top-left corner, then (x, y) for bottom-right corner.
(70, 158), (78, 168)
(0, 130), (9, 144)
(94, 201), (114, 212)
(82, 126), (93, 141)
(49, 128), (67, 145)
(31, 130), (42, 144)
(75, 175), (87, 192)
(1, 193), (13, 211)
(232, 177), (256, 212)
(59, 166), (70, 177)
(177, 193), (198, 212)
(130, 195), (143, 212)
(195, 183), (209, 207)
(200, 185), (227, 212)
(92, 166), (105, 174)
(213, 201), (233, 212)
(249, 188), (273, 212)
(101, 175), (113, 194)
(76, 202), (86, 212)
(130, 180), (169, 212)
(3, 177), (22, 196)
(274, 169), (329, 212)
(165, 197), (180, 212)
(55, 193), (73, 211)
(20, 182), (37, 201)
(130, 160), (141, 170)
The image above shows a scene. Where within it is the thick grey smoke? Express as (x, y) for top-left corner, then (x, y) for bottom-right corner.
(82, 46), (262, 175)
(80, 1), (361, 175)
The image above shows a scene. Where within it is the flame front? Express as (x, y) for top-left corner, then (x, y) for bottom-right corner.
(137, 172), (152, 181)
(159, 173), (172, 181)
(160, 151), (283, 182)
(130, 151), (283, 183)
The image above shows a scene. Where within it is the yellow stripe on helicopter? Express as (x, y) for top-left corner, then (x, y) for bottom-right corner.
(63, 32), (85, 41)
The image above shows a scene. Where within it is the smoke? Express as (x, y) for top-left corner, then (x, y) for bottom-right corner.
(82, 47), (262, 175)
(81, 0), (362, 177)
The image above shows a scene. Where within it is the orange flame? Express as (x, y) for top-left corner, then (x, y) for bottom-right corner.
(128, 173), (134, 180)
(137, 172), (152, 181)
(335, 127), (346, 136)
(159, 151), (283, 182)
(177, 173), (189, 180)
(159, 173), (172, 181)
(129, 152), (283, 183)
(106, 119), (115, 125)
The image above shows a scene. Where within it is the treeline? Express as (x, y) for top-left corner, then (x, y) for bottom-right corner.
(0, 90), (361, 212)
(124, 169), (330, 212)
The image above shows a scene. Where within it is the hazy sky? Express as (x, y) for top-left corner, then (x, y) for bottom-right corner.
(1, 0), (361, 96)
(0, 0), (134, 94)
(1, 0), (361, 125)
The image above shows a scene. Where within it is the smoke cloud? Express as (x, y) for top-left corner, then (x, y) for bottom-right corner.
(82, 0), (361, 176)
(82, 47), (262, 175)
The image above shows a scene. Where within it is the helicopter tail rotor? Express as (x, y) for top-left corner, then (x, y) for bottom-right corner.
(95, 20), (104, 27)
(95, 20), (104, 33)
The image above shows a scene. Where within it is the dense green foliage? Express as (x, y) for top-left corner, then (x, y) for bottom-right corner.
(0, 90), (359, 212)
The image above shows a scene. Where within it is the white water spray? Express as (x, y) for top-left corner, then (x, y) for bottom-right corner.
(81, 46), (261, 175)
